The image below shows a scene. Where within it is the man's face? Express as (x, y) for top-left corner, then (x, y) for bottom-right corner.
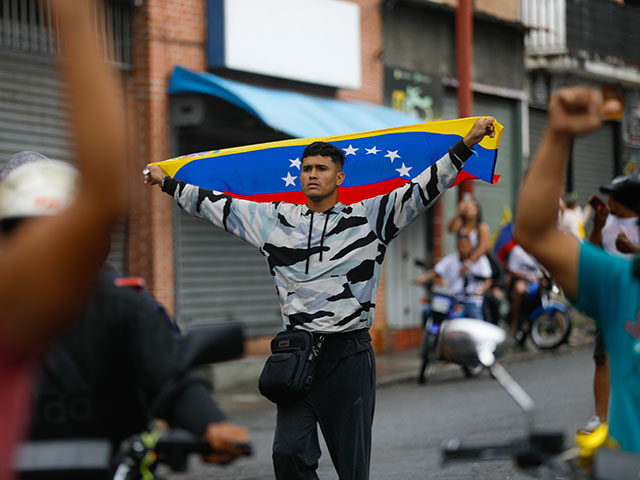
(457, 237), (472, 260)
(300, 155), (344, 201)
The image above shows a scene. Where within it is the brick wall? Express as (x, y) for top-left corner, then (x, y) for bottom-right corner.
(476, 0), (519, 22)
(125, 0), (207, 315)
(427, 0), (520, 23)
(338, 0), (384, 105)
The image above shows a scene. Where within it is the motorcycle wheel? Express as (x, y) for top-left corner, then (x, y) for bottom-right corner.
(417, 331), (437, 384)
(462, 361), (484, 378)
(530, 309), (571, 350)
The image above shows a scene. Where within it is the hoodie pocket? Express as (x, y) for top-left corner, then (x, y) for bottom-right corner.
(282, 276), (362, 319)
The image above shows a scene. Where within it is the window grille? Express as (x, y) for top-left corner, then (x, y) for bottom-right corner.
(0, 0), (133, 69)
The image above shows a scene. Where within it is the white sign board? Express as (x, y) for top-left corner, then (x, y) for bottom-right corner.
(208, 0), (362, 89)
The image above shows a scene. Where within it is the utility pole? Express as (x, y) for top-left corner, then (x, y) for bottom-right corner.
(456, 0), (473, 199)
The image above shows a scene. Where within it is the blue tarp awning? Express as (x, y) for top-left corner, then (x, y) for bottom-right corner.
(168, 66), (420, 138)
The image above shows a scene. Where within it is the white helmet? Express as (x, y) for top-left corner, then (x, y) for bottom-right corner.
(0, 159), (78, 220)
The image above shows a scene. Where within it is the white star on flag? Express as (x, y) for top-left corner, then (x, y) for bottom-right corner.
(281, 171), (297, 187)
(395, 163), (412, 177)
(365, 146), (380, 155)
(385, 150), (401, 163)
(289, 157), (301, 169)
(343, 144), (359, 156)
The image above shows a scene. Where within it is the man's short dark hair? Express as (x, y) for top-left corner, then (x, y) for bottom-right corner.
(302, 142), (345, 171)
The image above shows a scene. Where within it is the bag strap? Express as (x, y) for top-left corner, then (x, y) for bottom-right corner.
(311, 334), (325, 359)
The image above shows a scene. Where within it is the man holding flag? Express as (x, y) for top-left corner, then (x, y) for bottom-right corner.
(144, 117), (495, 479)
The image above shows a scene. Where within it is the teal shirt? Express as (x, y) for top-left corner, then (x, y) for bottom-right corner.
(576, 242), (640, 452)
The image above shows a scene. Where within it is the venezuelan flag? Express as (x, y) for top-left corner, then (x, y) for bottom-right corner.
(152, 117), (503, 205)
(492, 206), (516, 261)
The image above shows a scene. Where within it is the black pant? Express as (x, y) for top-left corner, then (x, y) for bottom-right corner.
(272, 340), (376, 480)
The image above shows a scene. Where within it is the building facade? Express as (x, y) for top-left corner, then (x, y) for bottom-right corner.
(523, 0), (640, 208)
(0, 0), (529, 354)
(381, 0), (526, 347)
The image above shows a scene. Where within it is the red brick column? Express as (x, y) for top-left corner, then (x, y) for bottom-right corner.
(337, 0), (383, 105)
(125, 0), (207, 315)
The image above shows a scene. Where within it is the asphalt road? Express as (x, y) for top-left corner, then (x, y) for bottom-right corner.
(162, 346), (594, 480)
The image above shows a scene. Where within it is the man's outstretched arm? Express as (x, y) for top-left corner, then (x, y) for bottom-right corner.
(0, 0), (127, 353)
(365, 117), (495, 243)
(514, 87), (620, 300)
(144, 164), (277, 249)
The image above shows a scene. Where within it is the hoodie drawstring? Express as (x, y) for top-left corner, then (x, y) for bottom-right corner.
(319, 213), (330, 262)
(305, 211), (314, 274)
(305, 210), (332, 274)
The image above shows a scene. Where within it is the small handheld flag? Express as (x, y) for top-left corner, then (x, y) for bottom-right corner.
(492, 206), (516, 261)
(152, 117), (503, 205)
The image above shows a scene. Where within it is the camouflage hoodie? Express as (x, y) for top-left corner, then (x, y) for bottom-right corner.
(162, 140), (472, 334)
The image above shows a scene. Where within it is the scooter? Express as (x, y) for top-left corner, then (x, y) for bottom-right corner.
(513, 272), (572, 350)
(417, 282), (484, 384)
(15, 323), (251, 480)
(438, 319), (640, 479)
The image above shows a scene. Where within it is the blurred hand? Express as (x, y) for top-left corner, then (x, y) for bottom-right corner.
(616, 233), (637, 254)
(592, 205), (610, 231)
(203, 421), (250, 465)
(143, 164), (168, 186)
(463, 117), (495, 148)
(548, 87), (621, 137)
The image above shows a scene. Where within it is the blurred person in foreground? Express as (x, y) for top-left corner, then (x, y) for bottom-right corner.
(578, 176), (640, 434)
(0, 0), (129, 476)
(514, 86), (640, 452)
(0, 157), (247, 469)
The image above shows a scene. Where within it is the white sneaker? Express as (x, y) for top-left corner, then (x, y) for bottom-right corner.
(578, 415), (602, 434)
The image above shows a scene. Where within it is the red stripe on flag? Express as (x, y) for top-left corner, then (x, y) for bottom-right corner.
(451, 170), (501, 187)
(224, 178), (411, 204)
(497, 238), (517, 261)
(224, 172), (499, 204)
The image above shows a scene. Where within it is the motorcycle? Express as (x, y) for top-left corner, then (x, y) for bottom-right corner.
(437, 319), (640, 479)
(416, 277), (484, 384)
(513, 272), (572, 350)
(15, 323), (251, 480)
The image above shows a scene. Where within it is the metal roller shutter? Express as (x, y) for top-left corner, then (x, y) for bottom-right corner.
(530, 107), (616, 207)
(571, 122), (616, 208)
(174, 208), (282, 335)
(0, 48), (127, 274)
(472, 95), (518, 237)
(0, 50), (69, 162)
(528, 107), (548, 160)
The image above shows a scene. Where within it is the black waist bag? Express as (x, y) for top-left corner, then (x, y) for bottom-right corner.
(258, 329), (324, 405)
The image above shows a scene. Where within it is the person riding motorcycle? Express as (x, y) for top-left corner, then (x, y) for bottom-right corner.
(417, 233), (492, 321)
(0, 158), (248, 468)
(506, 243), (543, 338)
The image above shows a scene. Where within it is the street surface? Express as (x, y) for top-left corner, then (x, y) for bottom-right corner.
(163, 346), (593, 479)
